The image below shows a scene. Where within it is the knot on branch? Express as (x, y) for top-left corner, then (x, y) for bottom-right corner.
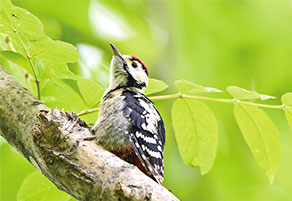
(34, 108), (94, 154)
(115, 182), (153, 200)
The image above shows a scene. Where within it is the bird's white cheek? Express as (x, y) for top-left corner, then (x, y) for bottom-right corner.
(133, 71), (148, 83)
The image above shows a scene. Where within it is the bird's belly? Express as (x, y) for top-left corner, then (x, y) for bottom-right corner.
(95, 118), (131, 150)
(93, 96), (131, 151)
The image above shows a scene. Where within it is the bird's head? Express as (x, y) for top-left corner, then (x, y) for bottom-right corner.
(108, 43), (148, 93)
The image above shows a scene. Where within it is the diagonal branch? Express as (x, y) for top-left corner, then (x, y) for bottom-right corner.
(0, 65), (179, 201)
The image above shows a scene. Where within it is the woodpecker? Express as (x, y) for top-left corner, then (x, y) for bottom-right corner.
(93, 43), (165, 184)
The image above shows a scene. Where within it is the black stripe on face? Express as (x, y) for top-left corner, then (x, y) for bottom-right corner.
(123, 62), (129, 72)
(125, 68), (146, 89)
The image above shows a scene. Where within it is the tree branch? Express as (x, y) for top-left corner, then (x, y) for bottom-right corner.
(0, 66), (179, 201)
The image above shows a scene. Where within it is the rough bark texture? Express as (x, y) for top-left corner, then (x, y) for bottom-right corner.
(0, 66), (179, 201)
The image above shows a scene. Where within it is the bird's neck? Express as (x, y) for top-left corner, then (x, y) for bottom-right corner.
(103, 83), (145, 101)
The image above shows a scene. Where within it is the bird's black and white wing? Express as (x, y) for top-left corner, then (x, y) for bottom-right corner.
(122, 90), (165, 184)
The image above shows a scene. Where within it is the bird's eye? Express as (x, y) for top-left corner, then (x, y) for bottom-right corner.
(131, 62), (138, 68)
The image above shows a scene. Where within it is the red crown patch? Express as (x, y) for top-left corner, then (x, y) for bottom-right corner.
(131, 55), (148, 74)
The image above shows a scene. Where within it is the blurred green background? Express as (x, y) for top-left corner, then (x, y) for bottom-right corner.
(1, 0), (292, 200)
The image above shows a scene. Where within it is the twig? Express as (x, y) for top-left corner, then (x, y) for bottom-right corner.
(77, 107), (100, 116)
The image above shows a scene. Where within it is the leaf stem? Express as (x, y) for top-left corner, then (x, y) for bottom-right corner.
(77, 93), (283, 116)
(237, 101), (283, 109)
(149, 93), (180, 100)
(14, 31), (41, 99)
(182, 94), (283, 109)
(181, 94), (233, 103)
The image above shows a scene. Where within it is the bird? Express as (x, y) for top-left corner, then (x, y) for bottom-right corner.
(93, 43), (165, 185)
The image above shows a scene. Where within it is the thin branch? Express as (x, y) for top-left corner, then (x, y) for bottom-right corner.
(77, 107), (100, 116)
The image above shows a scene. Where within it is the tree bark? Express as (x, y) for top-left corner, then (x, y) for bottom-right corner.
(0, 66), (179, 201)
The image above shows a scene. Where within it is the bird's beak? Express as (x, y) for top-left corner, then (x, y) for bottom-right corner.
(110, 43), (124, 61)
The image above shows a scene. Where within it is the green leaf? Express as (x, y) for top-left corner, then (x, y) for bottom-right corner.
(281, 92), (292, 106)
(11, 6), (44, 37)
(0, 0), (13, 9)
(0, 33), (9, 50)
(17, 171), (71, 201)
(79, 111), (99, 125)
(174, 79), (221, 94)
(41, 79), (86, 112)
(172, 98), (218, 174)
(0, 136), (7, 146)
(233, 103), (281, 184)
(281, 93), (292, 129)
(0, 0), (13, 33)
(28, 39), (80, 63)
(38, 63), (77, 81)
(0, 0), (13, 14)
(145, 78), (168, 95)
(0, 12), (12, 33)
(0, 0), (44, 38)
(1, 51), (33, 75)
(77, 78), (105, 108)
(284, 107), (292, 130)
(0, 23), (9, 33)
(227, 86), (275, 100)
